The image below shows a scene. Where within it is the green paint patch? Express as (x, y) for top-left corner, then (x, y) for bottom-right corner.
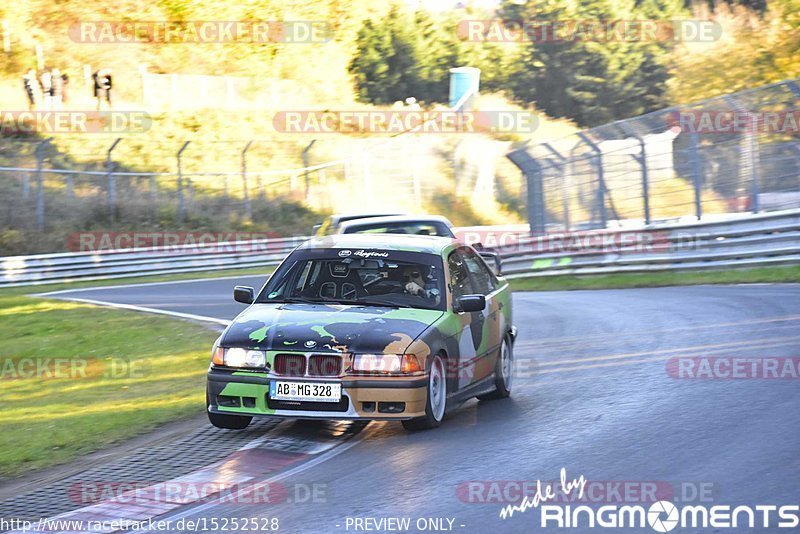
(311, 325), (334, 338)
(249, 326), (270, 343)
(218, 382), (273, 414)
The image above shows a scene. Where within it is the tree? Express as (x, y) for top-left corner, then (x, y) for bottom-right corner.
(349, 6), (458, 104)
(498, 0), (678, 126)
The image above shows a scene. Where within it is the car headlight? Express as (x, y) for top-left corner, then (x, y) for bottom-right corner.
(351, 354), (422, 375)
(212, 347), (266, 368)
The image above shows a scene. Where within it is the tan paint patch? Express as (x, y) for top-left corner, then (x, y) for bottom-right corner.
(383, 333), (414, 354)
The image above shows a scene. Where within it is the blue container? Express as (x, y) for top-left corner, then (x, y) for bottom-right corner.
(449, 67), (481, 109)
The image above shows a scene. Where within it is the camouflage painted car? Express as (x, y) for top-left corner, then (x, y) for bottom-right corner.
(206, 234), (516, 431)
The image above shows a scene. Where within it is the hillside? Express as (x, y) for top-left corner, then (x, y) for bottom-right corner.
(0, 1), (584, 255)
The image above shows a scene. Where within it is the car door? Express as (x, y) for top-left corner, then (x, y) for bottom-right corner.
(459, 247), (503, 383)
(447, 248), (490, 389)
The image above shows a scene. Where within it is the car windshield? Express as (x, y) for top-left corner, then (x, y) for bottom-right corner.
(257, 250), (445, 310)
(343, 221), (453, 238)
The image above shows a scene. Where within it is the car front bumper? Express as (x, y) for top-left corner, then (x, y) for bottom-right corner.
(207, 368), (428, 420)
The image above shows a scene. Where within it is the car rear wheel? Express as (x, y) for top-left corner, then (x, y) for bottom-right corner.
(477, 334), (513, 400)
(402, 353), (447, 431)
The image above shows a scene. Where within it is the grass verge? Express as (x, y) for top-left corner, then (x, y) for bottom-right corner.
(0, 292), (219, 478)
(509, 265), (800, 291)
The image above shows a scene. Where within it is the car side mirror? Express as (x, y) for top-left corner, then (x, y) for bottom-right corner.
(456, 294), (486, 313)
(233, 286), (255, 304)
(479, 251), (502, 276)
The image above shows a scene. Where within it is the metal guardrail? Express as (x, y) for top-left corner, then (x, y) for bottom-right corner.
(1, 212), (799, 287)
(500, 209), (800, 278)
(0, 236), (308, 287)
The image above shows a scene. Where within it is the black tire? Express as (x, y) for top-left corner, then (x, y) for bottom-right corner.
(208, 410), (252, 430)
(206, 390), (252, 429)
(477, 334), (513, 400)
(402, 353), (447, 431)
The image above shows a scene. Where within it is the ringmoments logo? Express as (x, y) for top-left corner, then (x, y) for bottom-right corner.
(499, 468), (800, 531)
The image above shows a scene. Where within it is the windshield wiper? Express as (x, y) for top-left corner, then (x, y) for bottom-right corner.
(265, 296), (324, 305)
(263, 296), (413, 308)
(333, 297), (412, 308)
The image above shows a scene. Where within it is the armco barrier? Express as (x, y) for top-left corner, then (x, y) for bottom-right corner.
(0, 236), (308, 287)
(499, 209), (800, 278)
(1, 211), (799, 287)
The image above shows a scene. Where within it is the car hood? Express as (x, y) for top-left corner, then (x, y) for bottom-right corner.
(221, 303), (444, 354)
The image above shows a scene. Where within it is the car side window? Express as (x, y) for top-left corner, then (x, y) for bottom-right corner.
(461, 248), (495, 296)
(447, 250), (474, 302)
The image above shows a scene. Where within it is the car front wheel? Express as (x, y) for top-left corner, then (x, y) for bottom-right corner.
(208, 410), (252, 430)
(207, 390), (252, 429)
(402, 353), (447, 431)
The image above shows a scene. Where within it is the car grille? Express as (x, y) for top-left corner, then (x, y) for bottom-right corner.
(267, 395), (350, 412)
(274, 354), (306, 376)
(307, 355), (342, 377)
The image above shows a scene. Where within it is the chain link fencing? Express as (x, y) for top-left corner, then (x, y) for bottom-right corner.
(508, 78), (800, 233)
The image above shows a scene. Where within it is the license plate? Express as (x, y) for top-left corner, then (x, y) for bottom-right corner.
(270, 381), (341, 403)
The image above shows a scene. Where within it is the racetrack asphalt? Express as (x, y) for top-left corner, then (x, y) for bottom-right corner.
(26, 279), (800, 533)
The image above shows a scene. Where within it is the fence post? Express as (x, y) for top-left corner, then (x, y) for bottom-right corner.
(107, 138), (122, 220)
(65, 173), (74, 199)
(577, 133), (607, 229)
(149, 174), (156, 205)
(302, 139), (316, 203)
(22, 171), (30, 199)
(34, 138), (52, 231)
(241, 141), (253, 220)
(542, 142), (569, 231)
(748, 127), (760, 213)
(506, 147), (546, 236)
(725, 95), (760, 214)
(629, 132), (650, 225)
(688, 132), (703, 220)
(177, 141), (190, 223)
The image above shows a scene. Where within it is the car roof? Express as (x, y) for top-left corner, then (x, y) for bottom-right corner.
(298, 233), (459, 255)
(330, 212), (405, 224)
(337, 214), (454, 230)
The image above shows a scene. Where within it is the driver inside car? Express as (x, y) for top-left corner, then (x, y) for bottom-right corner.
(402, 265), (441, 305)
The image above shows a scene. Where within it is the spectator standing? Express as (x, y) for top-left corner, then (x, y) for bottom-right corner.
(39, 69), (53, 110)
(60, 72), (70, 105)
(23, 69), (37, 110)
(51, 68), (64, 109)
(93, 69), (113, 110)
